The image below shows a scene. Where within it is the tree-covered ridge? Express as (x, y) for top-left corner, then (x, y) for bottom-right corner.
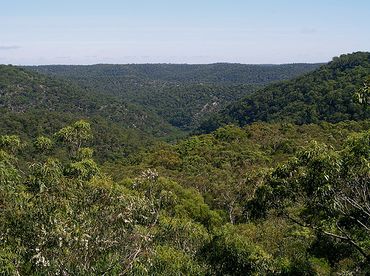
(0, 65), (180, 137)
(27, 63), (320, 130)
(1, 120), (369, 274)
(199, 52), (370, 132)
(0, 65), (185, 161)
(28, 63), (321, 85)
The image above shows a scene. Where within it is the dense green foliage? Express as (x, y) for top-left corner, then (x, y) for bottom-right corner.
(1, 120), (369, 275)
(106, 121), (370, 224)
(1, 52), (369, 275)
(247, 130), (370, 269)
(0, 65), (184, 162)
(199, 52), (370, 132)
(28, 63), (321, 85)
(0, 65), (179, 137)
(28, 63), (320, 130)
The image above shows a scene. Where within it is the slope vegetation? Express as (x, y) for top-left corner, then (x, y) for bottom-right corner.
(199, 52), (370, 132)
(0, 65), (181, 160)
(28, 63), (321, 130)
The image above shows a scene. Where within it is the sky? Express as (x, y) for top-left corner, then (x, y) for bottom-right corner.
(0, 0), (369, 65)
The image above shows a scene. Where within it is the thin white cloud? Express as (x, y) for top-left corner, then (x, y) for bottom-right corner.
(0, 45), (21, 50)
(300, 28), (318, 34)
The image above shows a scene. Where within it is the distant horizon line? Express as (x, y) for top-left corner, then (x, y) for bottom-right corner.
(4, 51), (368, 67)
(9, 61), (327, 67)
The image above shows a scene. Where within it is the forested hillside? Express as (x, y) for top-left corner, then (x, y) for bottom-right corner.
(29, 63), (321, 85)
(1, 119), (369, 274)
(1, 52), (369, 275)
(0, 65), (182, 161)
(28, 63), (320, 130)
(199, 52), (370, 132)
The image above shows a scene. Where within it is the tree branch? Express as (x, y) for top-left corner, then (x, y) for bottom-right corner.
(284, 213), (369, 260)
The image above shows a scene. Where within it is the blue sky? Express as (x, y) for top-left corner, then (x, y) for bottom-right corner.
(0, 0), (369, 64)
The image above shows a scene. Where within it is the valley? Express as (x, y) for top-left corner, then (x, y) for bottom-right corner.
(1, 52), (369, 275)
